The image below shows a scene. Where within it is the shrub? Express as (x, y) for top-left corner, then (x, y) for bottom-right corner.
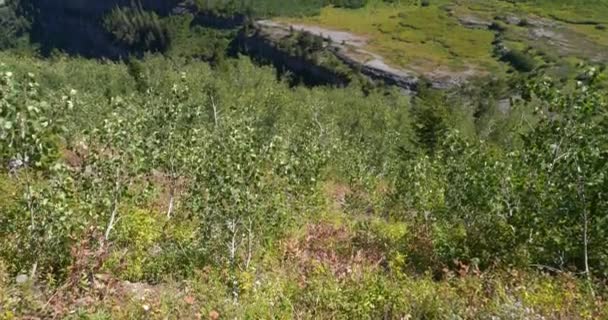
(501, 49), (536, 72)
(490, 21), (508, 32)
(518, 18), (529, 27)
(104, 209), (163, 281)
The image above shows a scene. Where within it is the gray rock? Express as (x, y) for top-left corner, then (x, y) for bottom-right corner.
(505, 15), (522, 25)
(8, 157), (28, 173)
(458, 15), (492, 29)
(331, 47), (419, 92)
(16, 274), (28, 284)
(498, 99), (512, 114)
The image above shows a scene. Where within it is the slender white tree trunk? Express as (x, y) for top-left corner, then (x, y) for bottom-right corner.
(105, 196), (119, 240)
(105, 168), (121, 240)
(245, 217), (253, 270)
(583, 208), (590, 278)
(211, 95), (219, 127)
(228, 218), (239, 303)
(166, 171), (176, 219)
(166, 157), (178, 219)
(25, 177), (38, 280)
(166, 188), (175, 219)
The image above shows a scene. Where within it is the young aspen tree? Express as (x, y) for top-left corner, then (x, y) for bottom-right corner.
(0, 71), (69, 279)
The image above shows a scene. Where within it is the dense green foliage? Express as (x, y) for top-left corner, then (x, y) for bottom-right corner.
(0, 51), (606, 318)
(0, 0), (30, 50)
(103, 5), (171, 53)
(1, 0), (608, 318)
(501, 49), (537, 72)
(194, 0), (371, 17)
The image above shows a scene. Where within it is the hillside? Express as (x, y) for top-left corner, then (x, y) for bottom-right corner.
(1, 1), (608, 319)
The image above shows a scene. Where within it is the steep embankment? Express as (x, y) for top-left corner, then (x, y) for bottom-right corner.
(235, 23), (352, 88)
(256, 20), (419, 92)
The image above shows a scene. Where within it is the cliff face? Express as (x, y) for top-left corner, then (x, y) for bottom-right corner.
(30, 0), (179, 57)
(328, 46), (418, 94)
(235, 29), (350, 87)
(249, 21), (419, 93)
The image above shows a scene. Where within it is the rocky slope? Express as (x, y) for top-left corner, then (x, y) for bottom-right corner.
(235, 25), (351, 87)
(253, 20), (419, 93)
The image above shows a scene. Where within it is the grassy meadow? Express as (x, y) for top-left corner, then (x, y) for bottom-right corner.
(278, 0), (608, 77)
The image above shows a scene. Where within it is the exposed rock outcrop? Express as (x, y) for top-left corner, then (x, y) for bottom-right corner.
(457, 15), (492, 29)
(235, 27), (351, 87)
(329, 46), (418, 93)
(253, 20), (419, 93)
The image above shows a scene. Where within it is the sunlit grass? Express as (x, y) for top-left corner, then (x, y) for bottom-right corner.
(281, 2), (499, 74)
(278, 0), (608, 77)
(519, 0), (608, 23)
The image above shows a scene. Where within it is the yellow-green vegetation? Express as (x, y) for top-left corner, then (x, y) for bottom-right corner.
(1, 49), (607, 318)
(570, 24), (608, 47)
(278, 0), (608, 78)
(2, 1), (608, 319)
(519, 0), (608, 24)
(281, 1), (500, 74)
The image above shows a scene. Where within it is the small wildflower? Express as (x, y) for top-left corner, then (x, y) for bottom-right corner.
(5, 71), (13, 77)
(70, 89), (77, 96)
(142, 304), (150, 312)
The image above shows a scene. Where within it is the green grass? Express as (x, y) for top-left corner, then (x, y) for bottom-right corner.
(276, 0), (608, 77)
(281, 1), (501, 75)
(518, 0), (608, 24)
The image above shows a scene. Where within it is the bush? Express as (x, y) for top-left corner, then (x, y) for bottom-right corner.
(501, 49), (536, 72)
(490, 21), (508, 32)
(104, 209), (163, 281)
